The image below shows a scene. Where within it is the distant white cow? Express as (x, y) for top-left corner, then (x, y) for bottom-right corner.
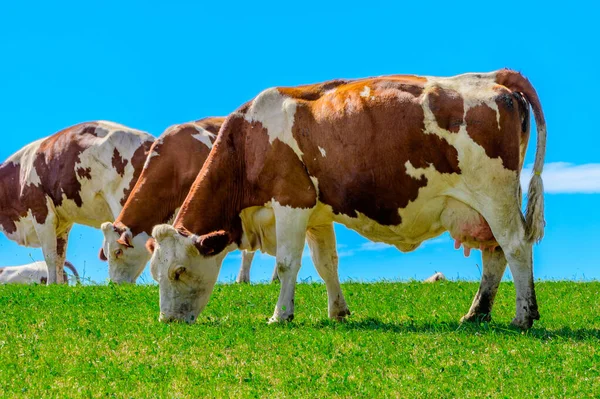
(0, 260), (80, 285)
(424, 272), (446, 283)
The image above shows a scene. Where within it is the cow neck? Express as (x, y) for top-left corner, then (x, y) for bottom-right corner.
(116, 151), (187, 237)
(174, 126), (244, 243)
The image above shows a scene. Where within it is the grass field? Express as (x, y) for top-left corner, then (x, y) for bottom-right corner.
(1, 281), (599, 398)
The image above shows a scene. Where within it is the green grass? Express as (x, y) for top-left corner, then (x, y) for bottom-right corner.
(1, 281), (600, 398)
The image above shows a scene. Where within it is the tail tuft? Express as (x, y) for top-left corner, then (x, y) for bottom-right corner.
(525, 173), (545, 243)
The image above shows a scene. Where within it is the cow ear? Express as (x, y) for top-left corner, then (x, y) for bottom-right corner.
(117, 232), (133, 248)
(99, 247), (107, 261)
(146, 238), (156, 254)
(192, 231), (230, 257)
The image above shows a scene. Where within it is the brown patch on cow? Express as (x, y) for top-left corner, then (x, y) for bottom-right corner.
(0, 161), (49, 231)
(0, 268), (4, 276)
(112, 148), (128, 177)
(428, 86), (464, 133)
(31, 122), (103, 209)
(116, 118), (223, 234)
(56, 237), (67, 256)
(77, 167), (92, 179)
(290, 80), (459, 226)
(465, 92), (523, 171)
(119, 139), (153, 206)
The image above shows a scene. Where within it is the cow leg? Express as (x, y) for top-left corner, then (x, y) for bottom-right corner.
(503, 241), (539, 329)
(270, 265), (280, 283)
(54, 227), (72, 284)
(236, 250), (255, 283)
(33, 213), (65, 285)
(306, 224), (350, 321)
(480, 201), (539, 329)
(268, 204), (312, 323)
(461, 248), (507, 323)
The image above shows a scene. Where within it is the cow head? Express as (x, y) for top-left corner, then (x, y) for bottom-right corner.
(149, 224), (233, 324)
(100, 222), (151, 283)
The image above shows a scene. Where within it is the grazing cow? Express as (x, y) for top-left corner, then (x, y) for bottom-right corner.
(0, 122), (154, 284)
(0, 260), (80, 285)
(100, 118), (268, 283)
(149, 69), (546, 329)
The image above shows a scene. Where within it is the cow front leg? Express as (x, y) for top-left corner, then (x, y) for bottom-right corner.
(268, 204), (312, 323)
(461, 248), (507, 323)
(236, 251), (255, 283)
(307, 224), (350, 321)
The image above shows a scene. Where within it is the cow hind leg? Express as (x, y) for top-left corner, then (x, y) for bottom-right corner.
(306, 224), (350, 321)
(268, 203), (312, 323)
(236, 251), (255, 284)
(504, 241), (539, 329)
(54, 227), (71, 285)
(461, 248), (507, 323)
(480, 203), (539, 329)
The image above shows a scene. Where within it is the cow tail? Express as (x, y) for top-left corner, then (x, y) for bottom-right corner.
(496, 69), (547, 243)
(63, 261), (81, 284)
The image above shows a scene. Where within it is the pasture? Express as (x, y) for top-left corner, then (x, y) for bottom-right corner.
(1, 281), (599, 398)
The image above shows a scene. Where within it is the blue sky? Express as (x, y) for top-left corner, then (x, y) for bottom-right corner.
(0, 1), (598, 283)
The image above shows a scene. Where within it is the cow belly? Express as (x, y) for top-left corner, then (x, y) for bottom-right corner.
(4, 217), (42, 247)
(325, 196), (497, 255)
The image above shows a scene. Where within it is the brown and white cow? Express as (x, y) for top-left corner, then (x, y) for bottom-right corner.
(100, 118), (269, 283)
(149, 69), (546, 329)
(0, 260), (80, 285)
(0, 121), (154, 284)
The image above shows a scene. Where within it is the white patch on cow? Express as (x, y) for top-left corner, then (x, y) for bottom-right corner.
(269, 200), (313, 322)
(4, 213), (42, 247)
(143, 149), (160, 170)
(64, 122), (155, 225)
(318, 146), (327, 157)
(245, 88), (303, 159)
(310, 176), (320, 197)
(426, 72), (502, 129)
(239, 206), (277, 255)
(6, 137), (46, 190)
(360, 86), (371, 98)
(192, 126), (216, 149)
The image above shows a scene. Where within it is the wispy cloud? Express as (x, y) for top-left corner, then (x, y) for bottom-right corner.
(521, 162), (600, 194)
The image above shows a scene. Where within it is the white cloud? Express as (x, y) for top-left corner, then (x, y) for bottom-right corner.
(521, 162), (600, 194)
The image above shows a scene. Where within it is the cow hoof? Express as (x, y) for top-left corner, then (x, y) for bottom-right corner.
(268, 314), (294, 324)
(236, 277), (250, 284)
(510, 316), (534, 330)
(330, 308), (351, 322)
(460, 312), (492, 324)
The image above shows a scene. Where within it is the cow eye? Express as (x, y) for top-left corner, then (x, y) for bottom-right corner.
(115, 249), (123, 257)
